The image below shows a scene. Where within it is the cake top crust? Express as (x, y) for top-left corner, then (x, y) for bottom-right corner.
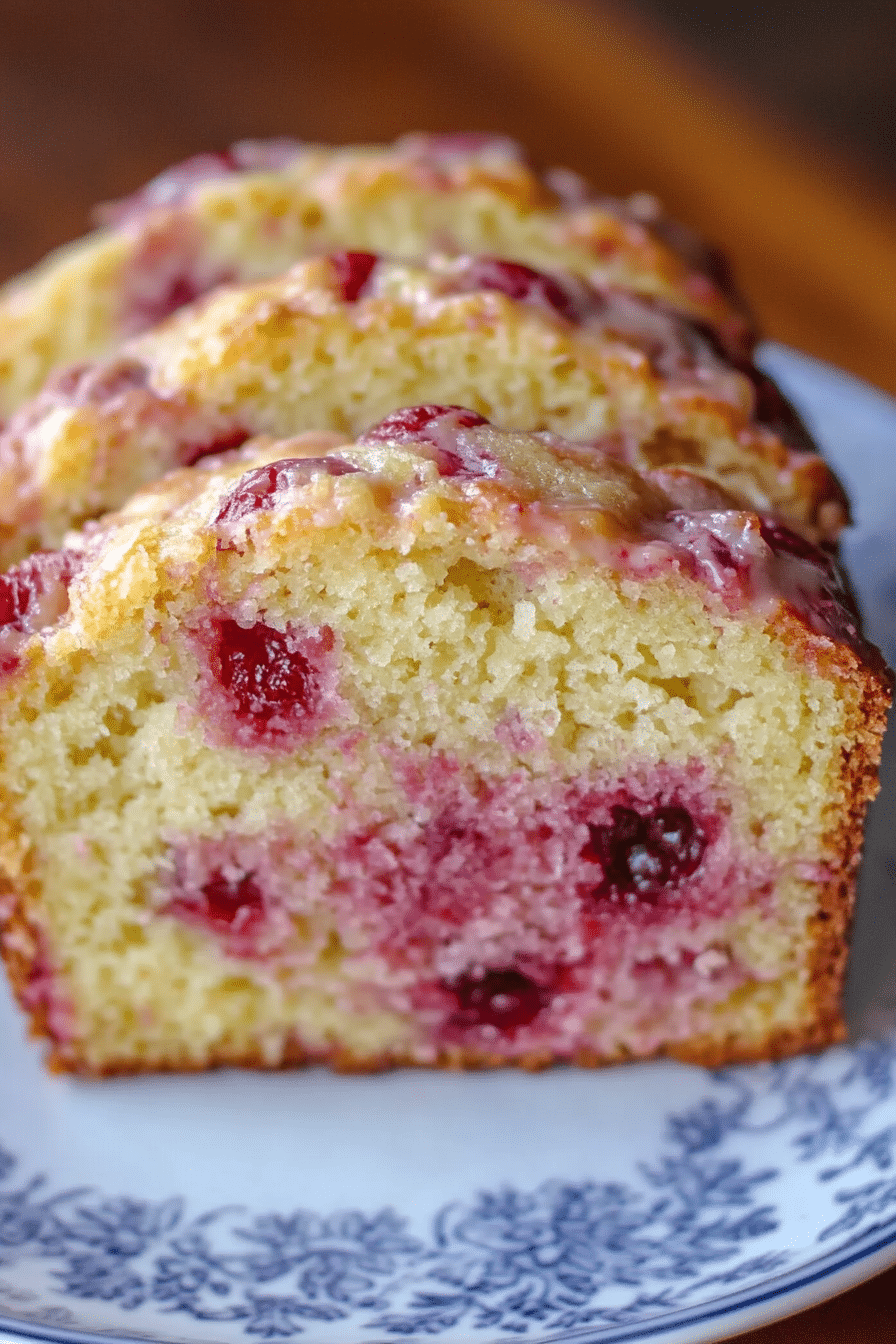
(0, 134), (751, 416)
(0, 412), (884, 685)
(0, 251), (845, 570)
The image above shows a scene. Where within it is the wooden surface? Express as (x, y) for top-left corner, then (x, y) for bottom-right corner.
(0, 2), (894, 1338)
(1, 0), (895, 392)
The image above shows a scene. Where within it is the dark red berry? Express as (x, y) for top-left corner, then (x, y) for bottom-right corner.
(0, 550), (81, 674)
(756, 518), (884, 667)
(0, 550), (80, 632)
(584, 804), (706, 905)
(758, 519), (833, 570)
(141, 272), (208, 328)
(359, 406), (497, 479)
(448, 969), (546, 1032)
(50, 358), (150, 403)
(749, 373), (816, 453)
(170, 868), (265, 936)
(457, 257), (583, 324)
(330, 251), (378, 303)
(212, 618), (324, 731)
(181, 427), (251, 468)
(214, 457), (357, 525)
(360, 405), (489, 445)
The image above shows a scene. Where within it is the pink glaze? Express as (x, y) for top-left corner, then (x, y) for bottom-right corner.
(395, 132), (525, 164)
(194, 615), (341, 751)
(0, 549), (81, 673)
(321, 404), (871, 664)
(542, 166), (597, 207)
(655, 510), (880, 666)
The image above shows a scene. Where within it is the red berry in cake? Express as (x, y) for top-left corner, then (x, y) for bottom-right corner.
(758, 518), (833, 569)
(359, 406), (498, 479)
(204, 617), (338, 748)
(136, 271), (211, 330)
(456, 257), (584, 324)
(584, 803), (706, 905)
(447, 968), (546, 1032)
(749, 372), (816, 453)
(50, 357), (151, 403)
(214, 457), (358, 526)
(0, 550), (81, 672)
(216, 620), (319, 727)
(361, 404), (489, 444)
(168, 867), (265, 938)
(330, 251), (378, 303)
(181, 427), (251, 468)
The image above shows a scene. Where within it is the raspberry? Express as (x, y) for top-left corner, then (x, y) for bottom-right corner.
(758, 519), (833, 569)
(214, 457), (357, 526)
(330, 251), (378, 303)
(584, 804), (706, 905)
(169, 868), (265, 937)
(456, 257), (583, 324)
(360, 405), (489, 445)
(181, 427), (250, 468)
(358, 405), (496, 478)
(447, 969), (546, 1032)
(213, 619), (322, 730)
(136, 271), (209, 329)
(0, 550), (81, 673)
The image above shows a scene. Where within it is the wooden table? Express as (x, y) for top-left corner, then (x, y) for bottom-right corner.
(0, 2), (894, 1337)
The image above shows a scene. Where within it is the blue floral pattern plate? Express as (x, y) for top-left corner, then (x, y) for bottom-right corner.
(1, 345), (894, 1344)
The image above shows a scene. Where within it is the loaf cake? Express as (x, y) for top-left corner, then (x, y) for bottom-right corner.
(0, 251), (840, 568)
(0, 411), (888, 1075)
(0, 133), (752, 417)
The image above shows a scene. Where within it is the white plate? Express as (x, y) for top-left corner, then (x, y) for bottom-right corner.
(1, 344), (894, 1344)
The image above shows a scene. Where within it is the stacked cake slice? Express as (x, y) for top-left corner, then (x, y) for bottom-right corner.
(0, 139), (888, 1075)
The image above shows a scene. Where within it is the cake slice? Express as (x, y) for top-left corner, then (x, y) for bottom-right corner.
(0, 134), (751, 416)
(0, 252), (840, 567)
(0, 410), (888, 1075)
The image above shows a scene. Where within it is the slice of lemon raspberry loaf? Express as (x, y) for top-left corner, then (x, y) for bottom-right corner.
(0, 410), (888, 1075)
(0, 252), (839, 567)
(0, 134), (750, 416)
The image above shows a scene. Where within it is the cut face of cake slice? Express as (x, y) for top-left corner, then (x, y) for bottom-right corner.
(0, 411), (888, 1075)
(0, 134), (751, 416)
(0, 252), (839, 567)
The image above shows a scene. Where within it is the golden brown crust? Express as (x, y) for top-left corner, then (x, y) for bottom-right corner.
(0, 136), (751, 419)
(770, 612), (893, 1055)
(33, 1015), (847, 1079)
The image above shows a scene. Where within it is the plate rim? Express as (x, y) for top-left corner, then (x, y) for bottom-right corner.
(1, 1217), (894, 1344)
